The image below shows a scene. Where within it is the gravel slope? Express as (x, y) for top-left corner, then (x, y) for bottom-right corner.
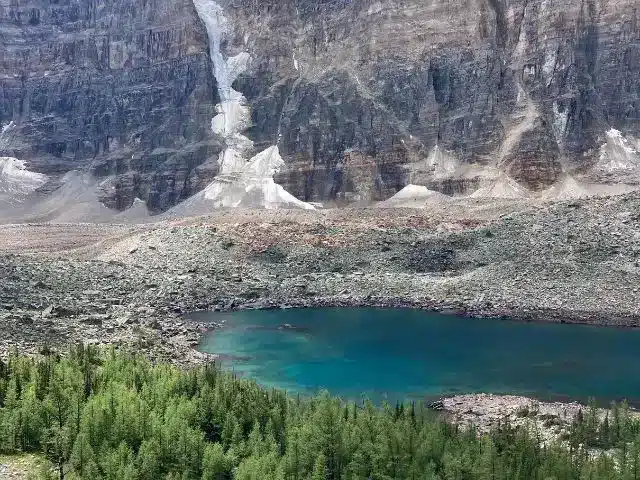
(0, 195), (639, 366)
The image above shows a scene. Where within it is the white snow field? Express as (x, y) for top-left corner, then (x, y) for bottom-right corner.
(169, 146), (314, 214)
(190, 0), (311, 212)
(597, 128), (640, 172)
(0, 157), (48, 205)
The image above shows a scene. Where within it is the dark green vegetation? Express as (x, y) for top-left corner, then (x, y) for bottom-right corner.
(1, 346), (640, 479)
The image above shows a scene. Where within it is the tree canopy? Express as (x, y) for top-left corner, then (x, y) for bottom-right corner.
(0, 345), (637, 479)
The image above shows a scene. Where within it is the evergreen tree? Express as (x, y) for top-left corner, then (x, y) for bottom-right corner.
(202, 442), (232, 480)
(69, 432), (96, 478)
(0, 347), (636, 480)
(312, 453), (328, 480)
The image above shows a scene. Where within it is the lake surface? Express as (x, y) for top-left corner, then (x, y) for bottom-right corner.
(193, 307), (640, 404)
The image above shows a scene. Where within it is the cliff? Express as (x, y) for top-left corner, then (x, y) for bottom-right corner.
(0, 0), (221, 212)
(226, 0), (640, 201)
(1, 0), (638, 212)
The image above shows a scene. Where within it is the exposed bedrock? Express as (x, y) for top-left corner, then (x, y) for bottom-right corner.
(503, 120), (563, 190)
(0, 0), (221, 212)
(1, 0), (639, 210)
(228, 0), (640, 199)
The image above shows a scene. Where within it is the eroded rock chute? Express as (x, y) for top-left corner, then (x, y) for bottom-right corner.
(191, 0), (312, 211)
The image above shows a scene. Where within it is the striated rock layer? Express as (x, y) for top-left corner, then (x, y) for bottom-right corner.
(1, 0), (639, 211)
(0, 0), (221, 213)
(226, 0), (640, 201)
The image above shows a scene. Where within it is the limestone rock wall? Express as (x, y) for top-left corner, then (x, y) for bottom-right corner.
(224, 0), (640, 201)
(0, 0), (221, 212)
(1, 0), (638, 211)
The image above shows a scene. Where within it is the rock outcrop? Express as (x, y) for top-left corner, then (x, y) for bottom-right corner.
(227, 0), (640, 200)
(0, 0), (221, 212)
(1, 0), (639, 212)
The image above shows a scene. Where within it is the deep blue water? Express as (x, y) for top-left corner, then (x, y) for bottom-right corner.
(193, 308), (640, 404)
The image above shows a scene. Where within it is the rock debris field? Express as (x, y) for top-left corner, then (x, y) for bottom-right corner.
(1, 195), (640, 434)
(2, 195), (640, 363)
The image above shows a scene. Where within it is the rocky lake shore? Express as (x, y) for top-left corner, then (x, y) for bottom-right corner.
(2, 194), (640, 433)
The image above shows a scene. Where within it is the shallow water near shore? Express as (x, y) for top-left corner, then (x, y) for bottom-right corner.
(193, 307), (640, 404)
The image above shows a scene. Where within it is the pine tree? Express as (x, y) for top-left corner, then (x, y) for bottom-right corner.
(70, 432), (96, 478)
(137, 439), (162, 480)
(312, 453), (327, 480)
(202, 442), (232, 480)
(44, 424), (70, 480)
(0, 347), (637, 480)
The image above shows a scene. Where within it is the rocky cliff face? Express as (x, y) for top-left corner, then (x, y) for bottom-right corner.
(0, 0), (221, 212)
(226, 0), (640, 201)
(1, 0), (638, 212)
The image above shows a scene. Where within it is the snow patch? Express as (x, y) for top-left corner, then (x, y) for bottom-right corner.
(0, 121), (16, 150)
(193, 0), (253, 166)
(190, 0), (308, 211)
(203, 146), (314, 209)
(0, 157), (48, 204)
(378, 184), (449, 209)
(596, 128), (640, 172)
(174, 146), (314, 212)
(470, 173), (531, 199)
(1, 121), (15, 136)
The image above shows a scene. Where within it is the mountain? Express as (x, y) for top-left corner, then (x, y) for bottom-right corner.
(0, 0), (220, 213)
(1, 0), (639, 213)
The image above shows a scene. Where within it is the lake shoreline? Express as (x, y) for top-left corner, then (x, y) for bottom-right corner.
(195, 314), (621, 441)
(194, 296), (640, 330)
(440, 393), (614, 440)
(194, 306), (640, 441)
(2, 197), (640, 420)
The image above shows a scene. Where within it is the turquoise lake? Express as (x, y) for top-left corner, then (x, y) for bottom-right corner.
(193, 307), (640, 404)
